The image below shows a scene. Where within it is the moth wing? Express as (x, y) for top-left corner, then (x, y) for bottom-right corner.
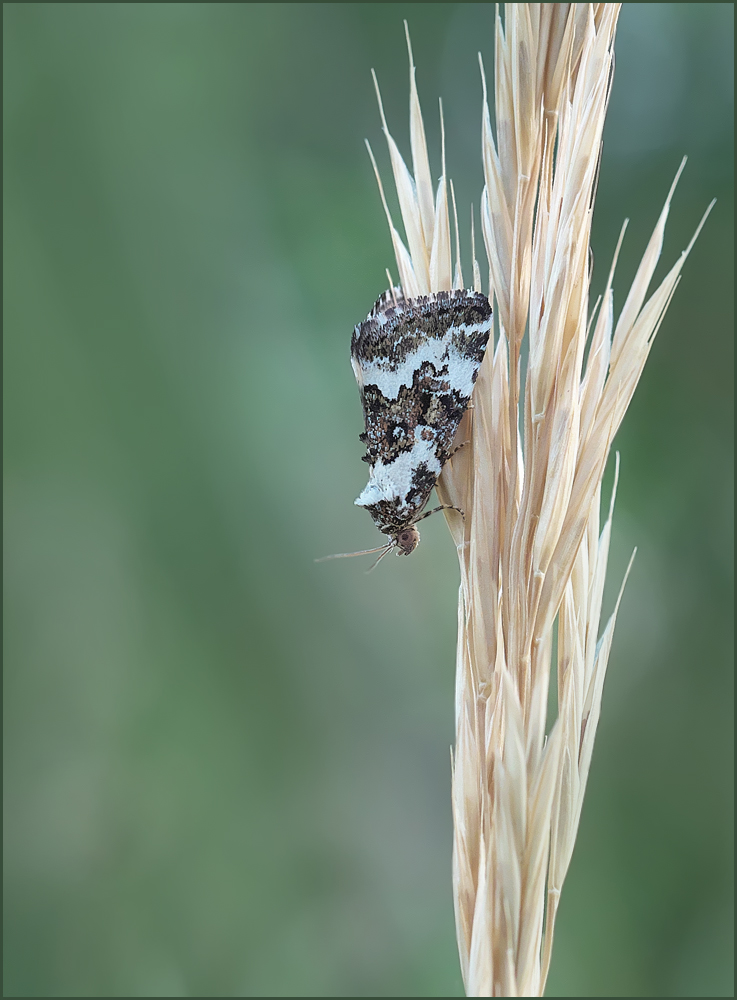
(351, 289), (492, 470)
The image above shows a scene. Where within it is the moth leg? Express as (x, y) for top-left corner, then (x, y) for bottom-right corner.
(413, 504), (465, 525)
(448, 440), (470, 460)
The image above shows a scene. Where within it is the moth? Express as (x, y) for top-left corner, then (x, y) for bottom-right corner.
(321, 287), (492, 569)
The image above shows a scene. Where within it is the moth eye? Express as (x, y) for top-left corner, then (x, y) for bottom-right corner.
(401, 532), (411, 543)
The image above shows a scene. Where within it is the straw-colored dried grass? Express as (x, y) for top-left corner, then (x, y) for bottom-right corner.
(368, 6), (713, 996)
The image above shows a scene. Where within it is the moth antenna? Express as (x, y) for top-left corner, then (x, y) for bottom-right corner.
(365, 543), (395, 573)
(386, 270), (398, 306)
(315, 542), (393, 563)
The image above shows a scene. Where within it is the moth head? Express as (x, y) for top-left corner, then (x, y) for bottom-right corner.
(394, 525), (420, 556)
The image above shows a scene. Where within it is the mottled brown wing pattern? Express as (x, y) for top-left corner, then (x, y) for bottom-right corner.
(350, 289), (492, 543)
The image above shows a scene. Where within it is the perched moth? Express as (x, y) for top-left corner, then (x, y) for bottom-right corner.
(320, 286), (492, 569)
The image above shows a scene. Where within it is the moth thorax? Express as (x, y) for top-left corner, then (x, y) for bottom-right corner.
(394, 525), (420, 556)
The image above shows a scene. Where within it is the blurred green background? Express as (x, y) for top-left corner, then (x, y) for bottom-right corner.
(3, 4), (732, 997)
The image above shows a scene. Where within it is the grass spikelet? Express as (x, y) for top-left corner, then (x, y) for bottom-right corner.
(368, 7), (713, 995)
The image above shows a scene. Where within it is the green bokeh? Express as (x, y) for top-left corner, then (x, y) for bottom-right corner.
(4, 4), (732, 997)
